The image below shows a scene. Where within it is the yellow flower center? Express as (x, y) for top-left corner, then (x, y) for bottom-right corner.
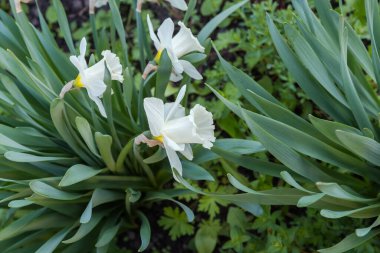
(153, 135), (164, 143)
(73, 75), (85, 88)
(154, 49), (163, 63)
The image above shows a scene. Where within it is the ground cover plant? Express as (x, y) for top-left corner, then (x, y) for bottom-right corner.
(0, 0), (380, 252)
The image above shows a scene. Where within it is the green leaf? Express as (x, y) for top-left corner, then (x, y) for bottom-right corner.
(356, 215), (380, 237)
(316, 182), (377, 203)
(95, 132), (116, 171)
(36, 226), (73, 253)
(95, 219), (121, 248)
(195, 224), (218, 253)
(240, 110), (333, 182)
(30, 181), (83, 200)
(266, 14), (353, 123)
(182, 161), (214, 181)
(137, 212), (151, 252)
(63, 211), (105, 244)
(75, 117), (100, 157)
(59, 164), (105, 187)
(158, 207), (194, 240)
(155, 50), (171, 99)
(321, 204), (380, 219)
(318, 228), (380, 253)
(336, 130), (380, 166)
(338, 18), (373, 131)
(4, 151), (75, 163)
(51, 99), (94, 165)
(52, 0), (75, 54)
(297, 193), (326, 208)
(80, 189), (124, 224)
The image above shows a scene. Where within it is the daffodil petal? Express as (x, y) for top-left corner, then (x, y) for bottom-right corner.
(180, 144), (193, 160)
(86, 80), (107, 98)
(143, 98), (165, 137)
(164, 102), (185, 119)
(95, 0), (108, 7)
(164, 142), (183, 176)
(165, 0), (188, 10)
(79, 38), (87, 58)
(147, 15), (161, 51)
(179, 60), (202, 80)
(157, 18), (174, 49)
(169, 72), (183, 82)
(88, 93), (107, 118)
(165, 85), (186, 121)
(164, 135), (185, 151)
(69, 56), (83, 72)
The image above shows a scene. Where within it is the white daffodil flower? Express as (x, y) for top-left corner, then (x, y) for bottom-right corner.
(69, 38), (107, 117)
(89, 0), (108, 14)
(137, 0), (188, 12)
(145, 15), (204, 82)
(142, 85), (215, 181)
(60, 38), (124, 118)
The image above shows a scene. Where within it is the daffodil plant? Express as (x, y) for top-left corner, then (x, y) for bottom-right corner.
(0, 0), (253, 252)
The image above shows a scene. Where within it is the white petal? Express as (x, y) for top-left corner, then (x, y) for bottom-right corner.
(70, 38), (88, 72)
(157, 18), (174, 49)
(81, 60), (106, 92)
(70, 56), (83, 72)
(147, 14), (161, 51)
(165, 0), (188, 10)
(169, 72), (183, 82)
(78, 38), (88, 69)
(164, 102), (185, 119)
(179, 60), (202, 80)
(165, 85), (186, 121)
(164, 142), (183, 176)
(172, 21), (204, 58)
(167, 48), (184, 74)
(180, 144), (193, 160)
(164, 135), (185, 151)
(79, 37), (87, 58)
(95, 0), (108, 7)
(143, 97), (165, 137)
(86, 80), (107, 98)
(101, 50), (124, 83)
(88, 93), (107, 118)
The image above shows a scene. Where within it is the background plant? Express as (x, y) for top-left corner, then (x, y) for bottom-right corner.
(210, 0), (380, 252)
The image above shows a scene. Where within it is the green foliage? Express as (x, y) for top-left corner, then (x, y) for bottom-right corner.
(213, 0), (380, 252)
(0, 0), (250, 252)
(158, 207), (194, 240)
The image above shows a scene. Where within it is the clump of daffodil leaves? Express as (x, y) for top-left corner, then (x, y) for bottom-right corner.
(209, 0), (380, 252)
(0, 0), (261, 252)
